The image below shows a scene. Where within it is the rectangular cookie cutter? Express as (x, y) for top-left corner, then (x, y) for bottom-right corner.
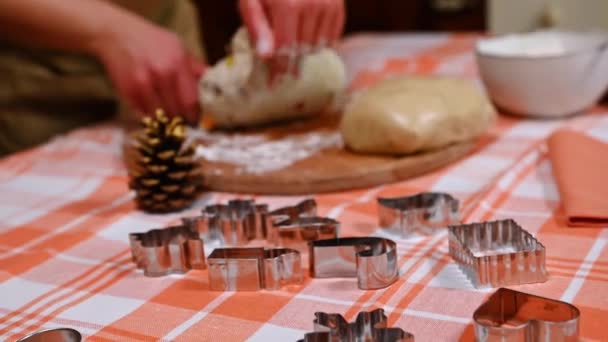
(308, 237), (399, 290)
(207, 247), (302, 291)
(377, 192), (460, 236)
(448, 219), (547, 288)
(298, 308), (414, 342)
(474, 287), (580, 342)
(129, 225), (206, 277)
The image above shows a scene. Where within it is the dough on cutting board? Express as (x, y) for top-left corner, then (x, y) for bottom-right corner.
(340, 76), (495, 155)
(199, 28), (347, 128)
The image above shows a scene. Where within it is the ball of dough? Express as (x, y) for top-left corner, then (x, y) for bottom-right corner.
(340, 76), (495, 155)
(199, 28), (347, 128)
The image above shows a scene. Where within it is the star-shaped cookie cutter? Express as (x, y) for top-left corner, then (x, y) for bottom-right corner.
(129, 225), (206, 277)
(377, 192), (460, 236)
(308, 237), (398, 290)
(207, 247), (302, 291)
(298, 308), (414, 342)
(473, 288), (580, 341)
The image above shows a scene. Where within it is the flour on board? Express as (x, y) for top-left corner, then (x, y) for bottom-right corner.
(190, 128), (343, 174)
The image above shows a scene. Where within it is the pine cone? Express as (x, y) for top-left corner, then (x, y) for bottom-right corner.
(127, 109), (204, 213)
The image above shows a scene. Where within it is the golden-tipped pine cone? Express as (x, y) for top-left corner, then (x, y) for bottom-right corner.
(126, 109), (203, 213)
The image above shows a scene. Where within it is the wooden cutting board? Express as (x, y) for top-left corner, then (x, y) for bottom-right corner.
(195, 114), (474, 195)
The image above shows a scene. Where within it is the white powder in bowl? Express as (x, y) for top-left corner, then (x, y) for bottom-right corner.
(189, 128), (343, 174)
(477, 30), (608, 57)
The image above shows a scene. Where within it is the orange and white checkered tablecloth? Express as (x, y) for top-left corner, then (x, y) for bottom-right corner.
(1, 33), (607, 341)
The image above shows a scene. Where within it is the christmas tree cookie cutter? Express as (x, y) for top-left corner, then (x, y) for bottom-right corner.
(473, 288), (580, 342)
(184, 198), (272, 246)
(207, 247), (302, 291)
(377, 192), (460, 236)
(297, 308), (414, 342)
(448, 219), (547, 288)
(129, 225), (206, 277)
(308, 237), (399, 290)
(181, 198), (337, 248)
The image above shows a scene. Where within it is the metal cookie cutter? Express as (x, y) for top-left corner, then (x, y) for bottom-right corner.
(16, 328), (82, 342)
(129, 225), (206, 277)
(185, 199), (271, 246)
(182, 198), (319, 246)
(448, 219), (547, 288)
(474, 287), (580, 342)
(207, 247), (302, 291)
(269, 198), (317, 219)
(298, 308), (414, 342)
(268, 216), (340, 252)
(377, 192), (460, 236)
(267, 199), (337, 250)
(309, 237), (398, 290)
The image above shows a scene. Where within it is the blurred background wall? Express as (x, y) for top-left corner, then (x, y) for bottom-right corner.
(490, 0), (608, 34)
(195, 0), (487, 63)
(194, 0), (608, 64)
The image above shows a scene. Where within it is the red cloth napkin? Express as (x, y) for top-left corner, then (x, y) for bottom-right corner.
(548, 129), (608, 227)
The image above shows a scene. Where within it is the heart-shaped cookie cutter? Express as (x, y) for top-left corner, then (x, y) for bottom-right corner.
(474, 287), (580, 342)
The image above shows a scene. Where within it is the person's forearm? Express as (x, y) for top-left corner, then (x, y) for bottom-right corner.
(0, 0), (140, 55)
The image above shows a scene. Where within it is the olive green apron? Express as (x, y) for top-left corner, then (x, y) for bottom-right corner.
(0, 0), (205, 156)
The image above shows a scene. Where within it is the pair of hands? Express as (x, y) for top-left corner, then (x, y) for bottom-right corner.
(97, 0), (344, 124)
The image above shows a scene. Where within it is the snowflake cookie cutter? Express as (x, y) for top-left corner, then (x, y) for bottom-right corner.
(297, 308), (414, 342)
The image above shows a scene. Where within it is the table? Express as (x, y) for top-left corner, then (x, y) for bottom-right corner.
(1, 33), (607, 341)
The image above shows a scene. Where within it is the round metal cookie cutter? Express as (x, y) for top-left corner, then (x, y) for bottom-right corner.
(16, 327), (82, 342)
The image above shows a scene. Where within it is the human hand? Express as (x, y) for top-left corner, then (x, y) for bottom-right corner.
(238, 0), (345, 77)
(90, 18), (205, 124)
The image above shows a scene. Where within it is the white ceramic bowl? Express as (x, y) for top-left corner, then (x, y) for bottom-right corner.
(476, 30), (608, 118)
